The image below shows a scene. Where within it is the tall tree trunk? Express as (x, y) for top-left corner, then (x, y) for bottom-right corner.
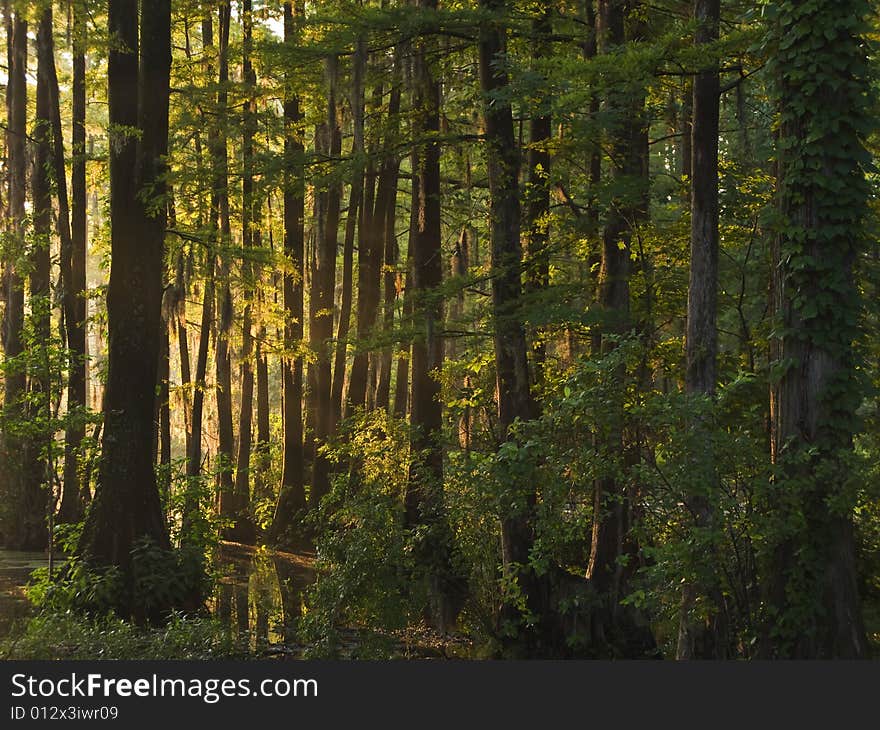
(374, 70), (402, 412)
(230, 0), (258, 545)
(764, 0), (869, 659)
(78, 0), (175, 620)
(405, 0), (459, 631)
(26, 5), (55, 551)
(585, 0), (645, 608)
(677, 0), (726, 661)
(478, 0), (542, 653)
(59, 1), (88, 522)
(0, 5), (28, 548)
(182, 271), (213, 539)
(213, 3), (236, 532)
(309, 56), (341, 508)
(524, 1), (552, 387)
(270, 1), (308, 545)
(345, 75), (385, 416)
(330, 37), (365, 424)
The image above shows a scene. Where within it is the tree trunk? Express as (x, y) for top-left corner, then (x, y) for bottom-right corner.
(309, 56), (341, 508)
(406, 0), (460, 631)
(230, 0), (258, 545)
(764, 0), (869, 659)
(478, 0), (542, 652)
(677, 0), (726, 661)
(78, 0), (175, 620)
(0, 6), (28, 548)
(213, 3), (236, 532)
(585, 0), (646, 606)
(524, 1), (552, 388)
(330, 36), (365, 425)
(25, 5), (54, 551)
(58, 2), (88, 523)
(345, 76), (385, 416)
(374, 70), (402, 412)
(270, 1), (308, 545)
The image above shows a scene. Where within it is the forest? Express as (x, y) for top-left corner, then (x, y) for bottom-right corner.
(0, 0), (876, 661)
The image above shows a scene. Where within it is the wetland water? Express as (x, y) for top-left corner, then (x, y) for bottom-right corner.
(0, 544), (314, 649)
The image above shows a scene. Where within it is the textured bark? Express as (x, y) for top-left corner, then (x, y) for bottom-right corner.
(345, 77), (387, 416)
(230, 0), (258, 545)
(524, 1), (552, 387)
(309, 57), (342, 508)
(56, 2), (87, 523)
(78, 0), (174, 618)
(331, 37), (365, 424)
(393, 254), (413, 419)
(583, 1), (654, 658)
(765, 0), (868, 659)
(374, 73), (402, 412)
(23, 6), (54, 551)
(213, 4), (236, 531)
(677, 0), (726, 661)
(405, 2), (460, 630)
(0, 7), (28, 548)
(270, 1), (308, 545)
(479, 0), (541, 650)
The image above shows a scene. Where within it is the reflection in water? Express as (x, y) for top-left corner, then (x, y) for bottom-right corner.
(211, 545), (312, 650)
(0, 546), (312, 651)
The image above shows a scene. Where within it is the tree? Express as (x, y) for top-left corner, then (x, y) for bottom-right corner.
(478, 0), (542, 652)
(763, 0), (871, 659)
(77, 0), (175, 619)
(271, 0), (309, 545)
(677, 0), (726, 661)
(0, 4), (31, 549)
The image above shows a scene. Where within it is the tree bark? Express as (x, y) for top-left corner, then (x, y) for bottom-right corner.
(230, 0), (258, 545)
(677, 0), (726, 661)
(213, 3), (236, 532)
(331, 36), (365, 424)
(58, 1), (88, 523)
(309, 56), (342, 508)
(374, 69), (402, 412)
(78, 0), (175, 620)
(764, 0), (869, 659)
(0, 6), (28, 548)
(478, 0), (542, 652)
(270, 1), (308, 545)
(405, 0), (460, 631)
(524, 1), (552, 387)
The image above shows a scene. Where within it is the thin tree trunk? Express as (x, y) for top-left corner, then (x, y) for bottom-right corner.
(309, 56), (341, 508)
(26, 5), (54, 551)
(524, 1), (552, 387)
(59, 1), (87, 522)
(677, 0), (726, 661)
(230, 0), (258, 545)
(0, 5), (28, 548)
(331, 36), (366, 424)
(213, 3), (236, 531)
(375, 70), (402, 412)
(270, 1), (308, 545)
